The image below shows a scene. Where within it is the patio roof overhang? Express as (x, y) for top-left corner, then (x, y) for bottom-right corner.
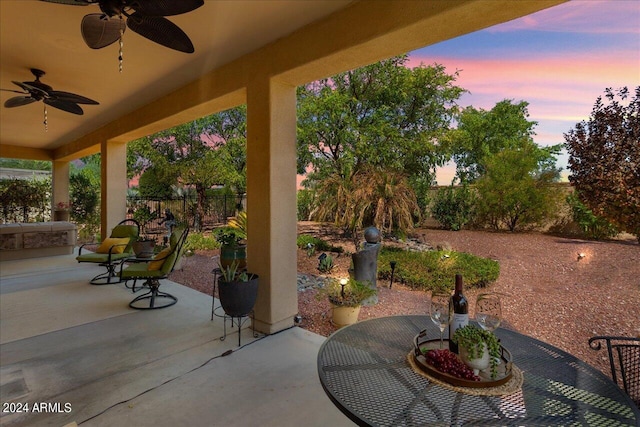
(0, 0), (567, 335)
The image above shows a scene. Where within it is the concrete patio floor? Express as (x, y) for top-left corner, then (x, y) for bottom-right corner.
(0, 252), (354, 427)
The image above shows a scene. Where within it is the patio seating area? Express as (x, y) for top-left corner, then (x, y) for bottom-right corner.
(0, 252), (353, 426)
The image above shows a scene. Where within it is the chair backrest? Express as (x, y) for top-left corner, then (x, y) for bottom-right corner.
(589, 336), (640, 406)
(110, 219), (140, 253)
(160, 227), (189, 276)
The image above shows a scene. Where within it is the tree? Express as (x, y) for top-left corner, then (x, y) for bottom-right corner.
(564, 86), (640, 242)
(138, 167), (175, 199)
(474, 143), (561, 231)
(446, 100), (561, 183)
(128, 107), (247, 230)
(297, 55), (465, 231)
(298, 56), (464, 181)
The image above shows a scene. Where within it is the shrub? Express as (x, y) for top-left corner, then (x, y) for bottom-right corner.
(474, 146), (561, 231)
(377, 246), (499, 292)
(296, 234), (343, 253)
(311, 168), (420, 236)
(184, 232), (220, 251)
(566, 193), (618, 240)
(431, 184), (476, 231)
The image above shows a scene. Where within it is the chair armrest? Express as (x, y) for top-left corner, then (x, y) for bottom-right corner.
(105, 243), (129, 264)
(77, 242), (93, 256)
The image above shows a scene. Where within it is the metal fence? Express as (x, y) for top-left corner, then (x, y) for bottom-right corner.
(126, 194), (245, 236)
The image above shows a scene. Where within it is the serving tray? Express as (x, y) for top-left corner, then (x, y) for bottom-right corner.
(412, 330), (513, 388)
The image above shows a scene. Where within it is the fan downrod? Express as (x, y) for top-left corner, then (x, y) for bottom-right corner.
(30, 68), (46, 79)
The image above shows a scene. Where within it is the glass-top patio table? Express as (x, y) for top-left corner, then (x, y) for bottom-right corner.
(317, 315), (640, 426)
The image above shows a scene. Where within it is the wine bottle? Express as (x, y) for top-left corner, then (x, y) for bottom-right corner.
(449, 274), (469, 353)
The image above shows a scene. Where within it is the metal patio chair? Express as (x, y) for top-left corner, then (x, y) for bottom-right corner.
(76, 219), (140, 285)
(589, 335), (640, 407)
(119, 226), (189, 310)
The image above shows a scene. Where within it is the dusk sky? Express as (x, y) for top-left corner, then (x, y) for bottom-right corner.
(409, 0), (640, 184)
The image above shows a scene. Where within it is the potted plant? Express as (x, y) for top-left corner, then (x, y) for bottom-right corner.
(217, 261), (259, 317)
(452, 324), (501, 378)
(319, 277), (377, 328)
(132, 205), (157, 258)
(53, 201), (71, 221)
(215, 226), (246, 269)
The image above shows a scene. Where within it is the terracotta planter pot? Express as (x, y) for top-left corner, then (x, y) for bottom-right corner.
(331, 304), (361, 328)
(54, 209), (70, 221)
(218, 274), (259, 317)
(133, 240), (155, 258)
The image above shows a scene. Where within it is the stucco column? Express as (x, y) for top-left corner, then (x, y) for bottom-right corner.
(51, 160), (70, 214)
(100, 140), (128, 240)
(246, 77), (298, 334)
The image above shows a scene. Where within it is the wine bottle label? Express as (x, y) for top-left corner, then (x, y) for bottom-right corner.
(450, 313), (469, 337)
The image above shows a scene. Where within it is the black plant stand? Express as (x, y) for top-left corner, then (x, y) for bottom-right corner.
(211, 268), (258, 346)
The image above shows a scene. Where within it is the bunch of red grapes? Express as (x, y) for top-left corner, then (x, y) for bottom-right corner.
(425, 349), (481, 381)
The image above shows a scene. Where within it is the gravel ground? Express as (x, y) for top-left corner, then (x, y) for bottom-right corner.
(170, 222), (640, 376)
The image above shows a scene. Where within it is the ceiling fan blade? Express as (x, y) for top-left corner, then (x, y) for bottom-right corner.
(40, 0), (92, 5)
(44, 98), (84, 115)
(131, 0), (204, 17)
(12, 81), (34, 92)
(14, 82), (49, 99)
(81, 13), (126, 49)
(127, 14), (195, 53)
(50, 90), (99, 105)
(0, 88), (29, 95)
(5, 96), (38, 108)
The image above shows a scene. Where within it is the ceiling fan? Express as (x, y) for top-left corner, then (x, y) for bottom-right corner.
(0, 68), (99, 130)
(40, 0), (204, 54)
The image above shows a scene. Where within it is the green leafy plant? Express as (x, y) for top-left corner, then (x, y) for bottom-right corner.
(431, 183), (476, 231)
(473, 145), (562, 231)
(377, 247), (499, 292)
(318, 277), (377, 307)
(214, 226), (245, 247)
(297, 188), (314, 221)
(566, 193), (618, 240)
(184, 232), (220, 251)
(317, 254), (334, 273)
(452, 324), (501, 378)
(296, 234), (343, 253)
(132, 205), (157, 239)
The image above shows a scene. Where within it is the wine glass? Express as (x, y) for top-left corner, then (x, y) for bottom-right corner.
(476, 293), (502, 332)
(430, 292), (452, 349)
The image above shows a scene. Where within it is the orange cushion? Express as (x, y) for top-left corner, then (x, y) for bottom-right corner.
(96, 237), (130, 254)
(148, 247), (172, 271)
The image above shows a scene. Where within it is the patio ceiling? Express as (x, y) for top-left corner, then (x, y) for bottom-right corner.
(0, 0), (353, 155)
(0, 0), (566, 162)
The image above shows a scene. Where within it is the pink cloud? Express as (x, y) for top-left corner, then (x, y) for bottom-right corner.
(489, 1), (640, 35)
